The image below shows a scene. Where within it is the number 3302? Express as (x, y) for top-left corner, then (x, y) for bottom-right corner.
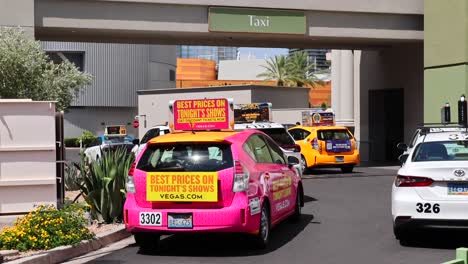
(416, 203), (440, 214)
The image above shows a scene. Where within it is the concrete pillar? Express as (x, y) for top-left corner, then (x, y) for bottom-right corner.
(0, 0), (35, 37)
(331, 50), (341, 116)
(353, 50), (361, 141)
(339, 50), (355, 125)
(424, 0), (468, 122)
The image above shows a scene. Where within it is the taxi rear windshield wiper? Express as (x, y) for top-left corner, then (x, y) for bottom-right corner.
(154, 167), (186, 172)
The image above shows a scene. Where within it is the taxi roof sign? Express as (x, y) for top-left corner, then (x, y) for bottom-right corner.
(234, 102), (272, 123)
(302, 109), (335, 127)
(169, 98), (234, 131)
(104, 125), (127, 136)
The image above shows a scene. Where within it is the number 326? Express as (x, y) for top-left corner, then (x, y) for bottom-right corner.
(416, 203), (440, 214)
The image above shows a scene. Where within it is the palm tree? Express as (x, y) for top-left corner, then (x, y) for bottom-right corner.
(257, 55), (289, 86)
(287, 51), (321, 87)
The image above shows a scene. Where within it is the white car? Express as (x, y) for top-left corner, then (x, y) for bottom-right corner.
(131, 125), (171, 156)
(84, 135), (134, 161)
(234, 122), (303, 176)
(392, 127), (468, 242)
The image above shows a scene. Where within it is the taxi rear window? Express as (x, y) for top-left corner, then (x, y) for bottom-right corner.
(413, 141), (468, 162)
(256, 128), (295, 146)
(317, 130), (352, 141)
(137, 143), (233, 172)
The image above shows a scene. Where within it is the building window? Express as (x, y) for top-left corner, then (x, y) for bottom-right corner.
(46, 51), (85, 71)
(169, 69), (175, 81)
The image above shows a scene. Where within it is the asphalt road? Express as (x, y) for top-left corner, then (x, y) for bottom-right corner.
(71, 167), (466, 264)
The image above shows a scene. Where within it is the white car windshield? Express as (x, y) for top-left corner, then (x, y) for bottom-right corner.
(104, 136), (132, 144)
(412, 141), (468, 162)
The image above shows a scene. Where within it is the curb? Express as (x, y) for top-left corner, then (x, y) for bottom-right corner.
(5, 227), (131, 264)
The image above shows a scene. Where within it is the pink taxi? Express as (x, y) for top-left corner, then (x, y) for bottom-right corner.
(124, 129), (304, 251)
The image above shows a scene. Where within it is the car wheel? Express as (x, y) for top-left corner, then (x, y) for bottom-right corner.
(254, 203), (270, 249)
(291, 187), (302, 221)
(134, 232), (160, 253)
(301, 156), (310, 174)
(393, 225), (411, 245)
(341, 165), (354, 173)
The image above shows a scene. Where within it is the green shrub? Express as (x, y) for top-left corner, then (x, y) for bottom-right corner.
(64, 138), (79, 148)
(79, 148), (134, 223)
(77, 130), (96, 147)
(0, 205), (94, 252)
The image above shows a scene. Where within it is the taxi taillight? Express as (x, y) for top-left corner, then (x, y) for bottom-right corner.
(126, 162), (136, 193)
(128, 162), (136, 176)
(233, 160), (249, 192)
(395, 175), (433, 187)
(311, 138), (320, 150)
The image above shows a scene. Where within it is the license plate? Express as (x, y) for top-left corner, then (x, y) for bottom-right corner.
(335, 156), (344, 162)
(448, 183), (468, 195)
(168, 213), (193, 229)
(139, 212), (162, 226)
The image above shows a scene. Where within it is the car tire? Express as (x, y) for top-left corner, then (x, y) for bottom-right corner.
(291, 187), (303, 221)
(393, 225), (411, 245)
(134, 232), (160, 253)
(301, 156), (310, 174)
(341, 165), (354, 173)
(254, 203), (271, 249)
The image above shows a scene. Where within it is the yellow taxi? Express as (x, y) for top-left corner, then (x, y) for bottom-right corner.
(288, 126), (360, 173)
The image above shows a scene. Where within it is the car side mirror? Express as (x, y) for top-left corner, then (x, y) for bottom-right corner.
(397, 142), (408, 151)
(287, 156), (300, 165)
(132, 138), (140, 145)
(398, 154), (409, 165)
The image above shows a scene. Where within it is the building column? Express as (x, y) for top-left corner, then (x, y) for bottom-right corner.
(353, 50), (361, 141)
(0, 0), (35, 37)
(424, 0), (468, 122)
(331, 50), (342, 116)
(339, 50), (355, 126)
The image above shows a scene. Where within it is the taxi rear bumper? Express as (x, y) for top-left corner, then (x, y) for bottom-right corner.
(124, 193), (261, 234)
(314, 152), (359, 167)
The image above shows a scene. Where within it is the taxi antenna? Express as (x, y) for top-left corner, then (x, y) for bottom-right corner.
(189, 119), (196, 134)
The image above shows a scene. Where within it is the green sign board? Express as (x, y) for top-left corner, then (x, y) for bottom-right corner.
(209, 7), (306, 35)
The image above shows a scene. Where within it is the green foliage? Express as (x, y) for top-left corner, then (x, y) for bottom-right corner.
(77, 130), (96, 147)
(64, 138), (79, 148)
(257, 55), (288, 86)
(321, 102), (327, 110)
(0, 27), (92, 111)
(0, 205), (94, 252)
(79, 148), (134, 223)
(257, 51), (323, 87)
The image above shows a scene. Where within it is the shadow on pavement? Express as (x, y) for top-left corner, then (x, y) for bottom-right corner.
(400, 229), (468, 249)
(303, 195), (318, 203)
(137, 213), (315, 257)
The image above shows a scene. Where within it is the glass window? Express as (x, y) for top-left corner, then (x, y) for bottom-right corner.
(89, 137), (102, 147)
(104, 136), (132, 144)
(412, 141), (468, 162)
(257, 128), (295, 146)
(140, 128), (161, 144)
(169, 69), (175, 81)
(244, 135), (273, 163)
(317, 129), (352, 141)
(289, 129), (310, 141)
(263, 136), (286, 164)
(137, 143), (233, 172)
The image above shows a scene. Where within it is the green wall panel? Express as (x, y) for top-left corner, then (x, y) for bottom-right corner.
(424, 65), (468, 122)
(424, 0), (467, 67)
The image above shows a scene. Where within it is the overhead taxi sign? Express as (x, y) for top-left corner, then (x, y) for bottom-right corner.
(209, 7), (306, 35)
(146, 172), (218, 202)
(169, 98), (234, 130)
(234, 102), (272, 123)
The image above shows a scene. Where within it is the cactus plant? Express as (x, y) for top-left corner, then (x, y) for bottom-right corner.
(78, 148), (134, 223)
